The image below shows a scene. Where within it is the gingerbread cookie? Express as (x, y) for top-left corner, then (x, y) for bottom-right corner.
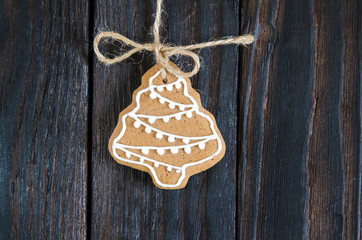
(109, 64), (226, 189)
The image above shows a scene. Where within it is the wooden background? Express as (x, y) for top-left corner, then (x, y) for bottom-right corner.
(0, 0), (360, 239)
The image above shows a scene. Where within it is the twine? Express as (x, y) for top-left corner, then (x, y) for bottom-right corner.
(94, 0), (254, 78)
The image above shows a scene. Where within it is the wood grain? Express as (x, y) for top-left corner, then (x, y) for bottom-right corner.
(0, 0), (360, 239)
(238, 0), (314, 239)
(92, 0), (240, 239)
(238, 0), (361, 239)
(341, 1), (361, 239)
(0, 0), (89, 239)
(308, 0), (347, 238)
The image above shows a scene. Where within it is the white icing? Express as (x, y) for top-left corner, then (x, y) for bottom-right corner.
(159, 98), (165, 104)
(157, 149), (165, 155)
(114, 138), (213, 151)
(175, 82), (182, 89)
(142, 148), (149, 154)
(148, 85), (194, 109)
(169, 102), (175, 109)
(148, 117), (156, 124)
(129, 115), (215, 141)
(145, 127), (151, 133)
(150, 92), (157, 99)
(119, 147), (180, 170)
(157, 86), (164, 92)
(134, 109), (195, 121)
(163, 117), (170, 123)
(171, 148), (178, 154)
(112, 71), (223, 188)
(184, 146), (191, 154)
(134, 121), (141, 128)
(156, 132), (163, 139)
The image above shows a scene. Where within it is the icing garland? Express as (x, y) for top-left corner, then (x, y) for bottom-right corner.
(129, 114), (215, 141)
(112, 71), (222, 188)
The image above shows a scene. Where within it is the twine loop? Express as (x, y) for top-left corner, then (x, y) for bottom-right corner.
(94, 0), (254, 78)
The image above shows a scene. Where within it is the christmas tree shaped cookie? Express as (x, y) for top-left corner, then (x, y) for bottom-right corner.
(109, 64), (225, 189)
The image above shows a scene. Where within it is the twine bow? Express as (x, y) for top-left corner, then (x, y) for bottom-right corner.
(94, 0), (254, 78)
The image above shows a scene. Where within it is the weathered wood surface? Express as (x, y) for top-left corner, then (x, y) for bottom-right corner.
(92, 0), (240, 239)
(0, 0), (360, 239)
(0, 0), (89, 239)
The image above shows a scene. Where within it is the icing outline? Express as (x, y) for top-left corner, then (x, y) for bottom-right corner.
(112, 71), (223, 188)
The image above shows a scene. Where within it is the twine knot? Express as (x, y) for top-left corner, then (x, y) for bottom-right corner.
(94, 0), (254, 78)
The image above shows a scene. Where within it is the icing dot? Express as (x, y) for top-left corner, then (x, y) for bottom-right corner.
(140, 158), (144, 163)
(168, 136), (175, 142)
(167, 166), (172, 172)
(150, 92), (157, 99)
(184, 146), (191, 154)
(145, 127), (152, 133)
(175, 114), (182, 120)
(183, 139), (190, 144)
(186, 112), (193, 118)
(154, 162), (159, 167)
(163, 117), (170, 123)
(171, 148), (178, 154)
(134, 121), (141, 128)
(198, 142), (205, 150)
(126, 152), (131, 158)
(157, 86), (164, 92)
(148, 117), (156, 124)
(142, 148), (149, 155)
(166, 85), (173, 91)
(157, 149), (165, 155)
(179, 105), (185, 111)
(176, 169), (181, 173)
(156, 132), (163, 139)
(175, 82), (182, 89)
(159, 98), (166, 104)
(169, 103), (175, 109)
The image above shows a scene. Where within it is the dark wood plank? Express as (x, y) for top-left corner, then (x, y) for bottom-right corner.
(341, 1), (361, 239)
(91, 0), (240, 239)
(0, 0), (89, 239)
(1, 0), (358, 238)
(238, 0), (314, 239)
(184, 0), (240, 238)
(308, 0), (347, 238)
(237, 0), (264, 239)
(238, 0), (361, 239)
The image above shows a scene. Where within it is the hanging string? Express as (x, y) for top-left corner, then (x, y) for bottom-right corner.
(93, 0), (254, 78)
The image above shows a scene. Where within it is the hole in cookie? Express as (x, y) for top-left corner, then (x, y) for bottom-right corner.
(162, 79), (168, 84)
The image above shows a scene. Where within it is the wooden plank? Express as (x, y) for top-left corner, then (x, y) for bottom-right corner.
(308, 0), (348, 238)
(237, 0), (262, 238)
(0, 0), (89, 239)
(238, 0), (314, 239)
(238, 0), (361, 238)
(92, 1), (155, 239)
(237, 0), (266, 238)
(91, 0), (239, 238)
(341, 0), (361, 239)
